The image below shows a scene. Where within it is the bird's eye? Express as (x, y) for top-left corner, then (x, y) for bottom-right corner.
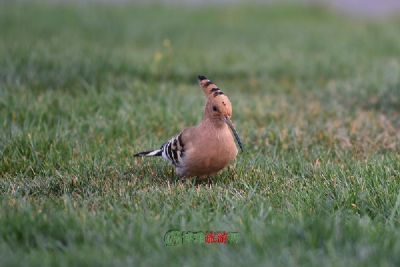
(212, 106), (219, 112)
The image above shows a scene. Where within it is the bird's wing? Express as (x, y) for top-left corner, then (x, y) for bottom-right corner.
(160, 129), (189, 167)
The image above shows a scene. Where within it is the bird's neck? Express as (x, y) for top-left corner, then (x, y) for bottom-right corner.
(201, 116), (226, 129)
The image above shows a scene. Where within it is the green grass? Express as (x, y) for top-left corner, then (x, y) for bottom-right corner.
(1, 2), (400, 266)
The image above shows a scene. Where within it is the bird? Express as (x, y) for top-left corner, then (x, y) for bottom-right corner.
(134, 75), (243, 178)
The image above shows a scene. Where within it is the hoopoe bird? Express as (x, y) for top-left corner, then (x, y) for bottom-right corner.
(134, 75), (243, 178)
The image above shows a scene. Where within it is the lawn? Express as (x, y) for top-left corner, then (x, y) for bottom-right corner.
(1, 2), (400, 266)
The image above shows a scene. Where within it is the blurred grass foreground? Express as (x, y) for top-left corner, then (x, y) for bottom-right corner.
(1, 1), (400, 267)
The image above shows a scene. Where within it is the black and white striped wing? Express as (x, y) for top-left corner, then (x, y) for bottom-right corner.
(161, 133), (185, 167)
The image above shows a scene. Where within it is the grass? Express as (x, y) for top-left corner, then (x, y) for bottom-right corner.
(1, 2), (400, 266)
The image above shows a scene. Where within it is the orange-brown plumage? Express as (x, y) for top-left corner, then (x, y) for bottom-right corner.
(134, 75), (243, 178)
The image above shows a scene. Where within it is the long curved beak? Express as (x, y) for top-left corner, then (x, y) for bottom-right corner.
(224, 116), (244, 152)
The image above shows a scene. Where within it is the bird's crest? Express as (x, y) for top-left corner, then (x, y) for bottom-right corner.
(198, 75), (226, 98)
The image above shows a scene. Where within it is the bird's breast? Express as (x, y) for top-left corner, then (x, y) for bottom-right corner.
(181, 126), (238, 177)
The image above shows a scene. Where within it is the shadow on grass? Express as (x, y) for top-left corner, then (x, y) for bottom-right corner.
(123, 162), (238, 187)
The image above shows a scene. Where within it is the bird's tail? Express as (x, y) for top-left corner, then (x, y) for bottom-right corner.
(134, 149), (163, 157)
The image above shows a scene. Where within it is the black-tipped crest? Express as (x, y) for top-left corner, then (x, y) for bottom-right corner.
(198, 75), (226, 97)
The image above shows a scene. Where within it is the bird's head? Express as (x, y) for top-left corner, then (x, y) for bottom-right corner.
(198, 75), (243, 152)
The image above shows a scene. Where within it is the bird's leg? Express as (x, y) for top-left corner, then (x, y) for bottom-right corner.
(191, 176), (213, 186)
(193, 177), (203, 186)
